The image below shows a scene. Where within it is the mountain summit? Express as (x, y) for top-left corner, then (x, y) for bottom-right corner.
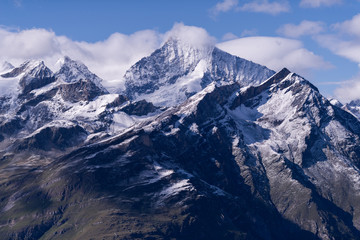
(123, 38), (275, 106)
(55, 56), (107, 92)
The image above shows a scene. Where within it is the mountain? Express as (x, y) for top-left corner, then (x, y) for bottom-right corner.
(0, 57), (158, 152)
(1, 60), (55, 95)
(55, 56), (108, 95)
(1, 41), (360, 239)
(343, 99), (360, 120)
(123, 38), (275, 106)
(0, 61), (14, 73)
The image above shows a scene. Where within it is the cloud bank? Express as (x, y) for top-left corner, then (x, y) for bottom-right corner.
(334, 75), (360, 103)
(210, 0), (290, 16)
(277, 20), (325, 38)
(300, 0), (342, 8)
(238, 0), (290, 15)
(210, 0), (239, 16)
(217, 36), (331, 76)
(163, 23), (216, 50)
(315, 14), (360, 102)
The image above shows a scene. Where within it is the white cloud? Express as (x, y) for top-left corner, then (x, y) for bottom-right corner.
(238, 0), (290, 15)
(241, 29), (258, 37)
(334, 76), (360, 103)
(316, 33), (360, 102)
(277, 20), (325, 38)
(163, 23), (216, 50)
(211, 0), (239, 16)
(313, 14), (360, 102)
(316, 35), (360, 64)
(333, 13), (360, 37)
(314, 14), (360, 67)
(300, 0), (342, 8)
(13, 0), (22, 7)
(222, 32), (239, 41)
(217, 37), (332, 76)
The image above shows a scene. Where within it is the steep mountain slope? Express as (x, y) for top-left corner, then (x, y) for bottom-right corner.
(0, 58), (158, 152)
(123, 38), (275, 106)
(343, 99), (360, 119)
(2, 67), (360, 239)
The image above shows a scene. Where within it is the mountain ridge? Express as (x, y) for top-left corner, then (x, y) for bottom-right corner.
(0, 40), (360, 239)
(123, 38), (275, 107)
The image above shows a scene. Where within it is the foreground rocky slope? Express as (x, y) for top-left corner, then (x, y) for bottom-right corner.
(1, 39), (360, 239)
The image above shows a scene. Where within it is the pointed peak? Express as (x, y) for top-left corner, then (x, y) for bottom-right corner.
(54, 56), (108, 93)
(265, 67), (292, 85)
(348, 99), (360, 107)
(63, 55), (72, 62)
(20, 59), (45, 69)
(56, 56), (83, 68)
(329, 98), (343, 108)
(0, 61), (14, 73)
(277, 67), (291, 77)
(1, 60), (51, 79)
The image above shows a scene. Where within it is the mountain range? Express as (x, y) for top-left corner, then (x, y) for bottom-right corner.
(1, 38), (360, 240)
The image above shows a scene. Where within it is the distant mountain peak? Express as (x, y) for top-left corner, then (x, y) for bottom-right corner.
(0, 61), (14, 73)
(123, 40), (275, 106)
(55, 56), (108, 93)
(1, 60), (50, 79)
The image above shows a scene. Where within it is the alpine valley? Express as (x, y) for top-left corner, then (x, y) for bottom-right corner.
(1, 38), (360, 240)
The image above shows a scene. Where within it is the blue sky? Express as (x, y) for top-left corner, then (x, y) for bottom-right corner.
(0, 0), (360, 101)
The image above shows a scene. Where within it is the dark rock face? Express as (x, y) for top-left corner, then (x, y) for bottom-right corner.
(0, 96), (12, 114)
(106, 94), (128, 108)
(20, 76), (55, 95)
(120, 100), (158, 116)
(58, 79), (108, 102)
(15, 125), (87, 151)
(0, 117), (24, 135)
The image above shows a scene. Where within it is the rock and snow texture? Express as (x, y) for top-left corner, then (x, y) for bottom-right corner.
(123, 38), (275, 107)
(55, 56), (108, 93)
(343, 99), (360, 120)
(94, 68), (360, 239)
(0, 57), (154, 148)
(0, 61), (14, 73)
(0, 60), (55, 95)
(2, 41), (360, 239)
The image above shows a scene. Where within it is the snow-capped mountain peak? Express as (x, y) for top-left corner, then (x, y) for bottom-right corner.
(0, 60), (54, 94)
(123, 38), (275, 107)
(0, 61), (14, 74)
(2, 60), (52, 79)
(22, 60), (52, 78)
(163, 37), (214, 63)
(55, 56), (107, 92)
